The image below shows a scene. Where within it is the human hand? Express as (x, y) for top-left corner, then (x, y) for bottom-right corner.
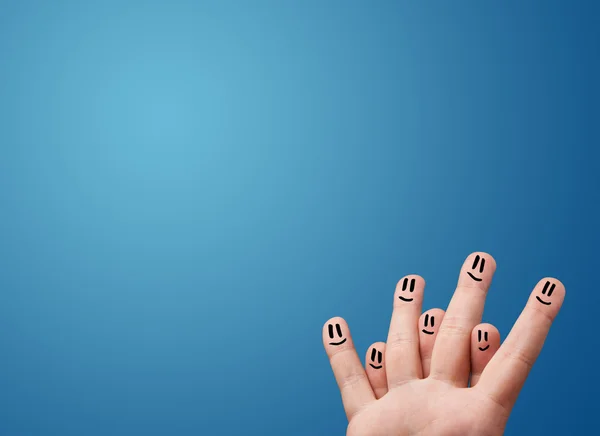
(323, 253), (565, 436)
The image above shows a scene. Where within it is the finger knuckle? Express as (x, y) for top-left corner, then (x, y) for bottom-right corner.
(438, 318), (471, 338)
(339, 371), (368, 390)
(503, 347), (536, 372)
(387, 332), (417, 349)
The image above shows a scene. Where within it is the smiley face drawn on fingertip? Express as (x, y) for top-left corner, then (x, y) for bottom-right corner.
(398, 277), (416, 302)
(536, 280), (555, 306)
(369, 348), (383, 369)
(422, 313), (435, 335)
(467, 255), (485, 282)
(327, 323), (347, 346)
(477, 329), (489, 351)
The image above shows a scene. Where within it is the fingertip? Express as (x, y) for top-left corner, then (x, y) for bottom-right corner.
(471, 323), (501, 351)
(459, 252), (496, 289)
(528, 278), (565, 317)
(542, 277), (566, 297)
(323, 316), (346, 330)
(471, 323), (500, 356)
(394, 274), (425, 305)
(539, 277), (565, 292)
(395, 274), (425, 289)
(471, 323), (500, 340)
(366, 341), (386, 354)
(419, 308), (445, 320)
(550, 277), (565, 289)
(419, 308), (445, 335)
(323, 317), (353, 356)
(365, 342), (386, 368)
(466, 252), (497, 271)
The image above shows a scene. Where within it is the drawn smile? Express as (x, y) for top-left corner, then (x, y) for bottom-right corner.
(398, 296), (414, 302)
(329, 338), (347, 346)
(369, 348), (383, 370)
(422, 329), (434, 335)
(536, 296), (551, 305)
(467, 272), (482, 282)
(477, 329), (489, 352)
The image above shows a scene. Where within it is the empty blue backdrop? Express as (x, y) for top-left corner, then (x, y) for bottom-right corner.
(0, 1), (598, 435)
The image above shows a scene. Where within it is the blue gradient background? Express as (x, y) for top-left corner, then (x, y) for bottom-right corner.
(0, 1), (598, 435)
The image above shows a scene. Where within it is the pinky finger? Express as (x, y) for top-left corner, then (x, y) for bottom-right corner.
(365, 342), (388, 398)
(470, 323), (500, 387)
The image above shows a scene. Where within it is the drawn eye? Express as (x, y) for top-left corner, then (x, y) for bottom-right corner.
(402, 278), (416, 292)
(472, 255), (485, 273)
(542, 281), (556, 296)
(370, 348), (382, 363)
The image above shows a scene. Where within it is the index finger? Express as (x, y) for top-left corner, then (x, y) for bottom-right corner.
(475, 278), (565, 411)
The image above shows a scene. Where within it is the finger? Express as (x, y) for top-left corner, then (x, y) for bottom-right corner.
(419, 308), (445, 378)
(386, 275), (425, 386)
(476, 278), (565, 411)
(323, 317), (376, 419)
(470, 323), (500, 387)
(365, 342), (388, 398)
(430, 252), (496, 386)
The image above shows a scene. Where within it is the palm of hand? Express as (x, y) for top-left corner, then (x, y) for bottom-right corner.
(348, 379), (507, 436)
(323, 253), (565, 436)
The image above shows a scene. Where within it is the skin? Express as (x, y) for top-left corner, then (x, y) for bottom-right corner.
(322, 252), (565, 436)
(470, 323), (500, 387)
